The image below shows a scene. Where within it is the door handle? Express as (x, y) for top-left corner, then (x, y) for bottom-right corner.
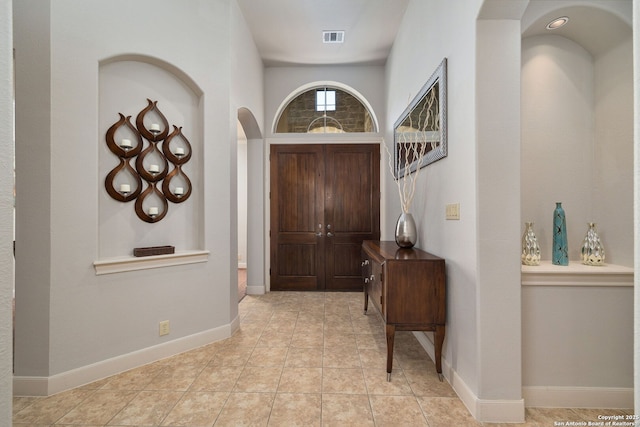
(315, 223), (324, 237)
(326, 224), (334, 237)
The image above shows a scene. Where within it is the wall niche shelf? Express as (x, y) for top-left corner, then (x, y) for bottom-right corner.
(522, 260), (633, 287)
(93, 250), (209, 275)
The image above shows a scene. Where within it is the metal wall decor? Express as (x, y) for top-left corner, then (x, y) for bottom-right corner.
(105, 99), (192, 223)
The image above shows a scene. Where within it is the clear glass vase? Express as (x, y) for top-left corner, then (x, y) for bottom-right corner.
(521, 222), (541, 266)
(581, 222), (605, 266)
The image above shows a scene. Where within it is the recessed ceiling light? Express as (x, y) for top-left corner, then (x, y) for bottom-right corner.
(546, 16), (569, 30)
(323, 31), (345, 44)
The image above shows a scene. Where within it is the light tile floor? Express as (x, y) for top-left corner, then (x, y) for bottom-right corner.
(13, 291), (633, 426)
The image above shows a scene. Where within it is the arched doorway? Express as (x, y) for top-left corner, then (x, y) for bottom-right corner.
(237, 107), (265, 297)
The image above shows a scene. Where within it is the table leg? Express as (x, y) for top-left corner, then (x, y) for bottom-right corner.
(435, 324), (445, 382)
(363, 285), (369, 315)
(385, 324), (395, 381)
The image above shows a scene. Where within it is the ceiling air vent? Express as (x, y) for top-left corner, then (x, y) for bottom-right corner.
(323, 31), (345, 44)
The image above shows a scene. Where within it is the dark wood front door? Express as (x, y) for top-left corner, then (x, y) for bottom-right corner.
(270, 144), (380, 291)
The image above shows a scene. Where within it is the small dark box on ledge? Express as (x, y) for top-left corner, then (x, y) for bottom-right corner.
(133, 245), (175, 257)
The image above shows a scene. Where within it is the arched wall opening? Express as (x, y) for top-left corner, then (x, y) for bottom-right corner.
(237, 107), (265, 295)
(519, 2), (634, 409)
(474, 1), (633, 416)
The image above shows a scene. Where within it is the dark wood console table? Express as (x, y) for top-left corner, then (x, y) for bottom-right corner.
(361, 240), (446, 381)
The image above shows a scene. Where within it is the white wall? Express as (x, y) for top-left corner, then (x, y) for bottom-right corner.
(231, 1), (265, 131)
(13, 0), (264, 393)
(594, 36), (634, 266)
(231, 0), (265, 293)
(476, 15), (524, 410)
(237, 136), (248, 268)
(0, 0), (13, 422)
(634, 0), (640, 414)
(520, 5), (634, 403)
(523, 286), (633, 387)
(388, 0), (527, 421)
(14, 0), (52, 379)
(387, 0), (483, 404)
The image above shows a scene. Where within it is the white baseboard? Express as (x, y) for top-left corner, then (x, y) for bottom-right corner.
(230, 312), (240, 333)
(475, 396), (525, 423)
(12, 376), (49, 397)
(246, 285), (265, 295)
(522, 386), (633, 409)
(14, 318), (239, 397)
(412, 331), (525, 423)
(411, 332), (631, 420)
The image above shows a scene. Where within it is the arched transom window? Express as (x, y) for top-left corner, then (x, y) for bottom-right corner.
(275, 86), (375, 133)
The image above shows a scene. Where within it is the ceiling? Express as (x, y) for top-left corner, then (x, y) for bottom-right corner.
(521, 2), (632, 57)
(237, 1), (632, 67)
(236, 0), (410, 66)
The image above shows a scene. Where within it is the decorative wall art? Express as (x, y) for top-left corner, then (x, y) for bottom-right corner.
(393, 57), (447, 178)
(105, 99), (192, 223)
(386, 58), (447, 248)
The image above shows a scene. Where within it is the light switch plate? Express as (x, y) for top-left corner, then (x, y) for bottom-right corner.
(446, 203), (460, 220)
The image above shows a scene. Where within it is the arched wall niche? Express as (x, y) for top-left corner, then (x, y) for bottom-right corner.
(272, 80), (379, 134)
(97, 55), (204, 258)
(520, 1), (634, 409)
(100, 53), (204, 96)
(522, 4), (631, 51)
(521, 4), (633, 265)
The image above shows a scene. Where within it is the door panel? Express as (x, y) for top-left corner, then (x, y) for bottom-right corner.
(324, 144), (380, 290)
(270, 143), (379, 291)
(270, 145), (324, 290)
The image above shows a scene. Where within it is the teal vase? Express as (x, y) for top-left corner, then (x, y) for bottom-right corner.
(552, 202), (568, 265)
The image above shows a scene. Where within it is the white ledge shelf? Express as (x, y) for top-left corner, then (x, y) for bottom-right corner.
(93, 250), (209, 275)
(522, 260), (634, 287)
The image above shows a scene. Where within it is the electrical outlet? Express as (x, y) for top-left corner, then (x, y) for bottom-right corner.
(159, 320), (170, 336)
(446, 203), (460, 220)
